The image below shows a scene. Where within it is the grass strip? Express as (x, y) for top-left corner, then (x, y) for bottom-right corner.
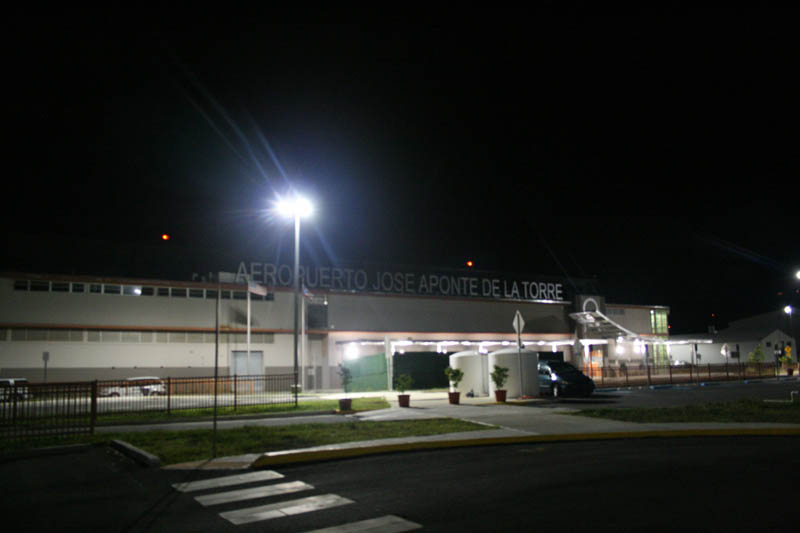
(3, 417), (494, 465)
(571, 398), (800, 424)
(96, 397), (389, 425)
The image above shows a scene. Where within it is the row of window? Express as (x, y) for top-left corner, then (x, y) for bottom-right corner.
(12, 280), (275, 301)
(1, 328), (275, 344)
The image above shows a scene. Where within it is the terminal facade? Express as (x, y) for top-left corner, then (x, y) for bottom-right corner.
(0, 263), (672, 390)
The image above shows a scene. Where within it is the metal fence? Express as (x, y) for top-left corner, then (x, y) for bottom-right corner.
(587, 362), (792, 388)
(1, 381), (97, 444)
(95, 374), (297, 414)
(1, 374), (296, 447)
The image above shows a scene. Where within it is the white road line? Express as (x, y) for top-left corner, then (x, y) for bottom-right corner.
(172, 470), (284, 492)
(301, 514), (422, 533)
(195, 481), (313, 506)
(219, 494), (354, 525)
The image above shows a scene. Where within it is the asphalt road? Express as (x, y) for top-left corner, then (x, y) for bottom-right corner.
(546, 379), (800, 409)
(4, 436), (797, 532)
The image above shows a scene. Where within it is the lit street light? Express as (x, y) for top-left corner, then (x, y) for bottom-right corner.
(277, 195), (313, 405)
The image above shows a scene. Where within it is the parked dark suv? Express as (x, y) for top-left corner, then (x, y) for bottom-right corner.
(538, 361), (595, 398)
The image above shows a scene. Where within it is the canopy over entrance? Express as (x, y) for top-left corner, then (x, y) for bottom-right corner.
(569, 311), (712, 345)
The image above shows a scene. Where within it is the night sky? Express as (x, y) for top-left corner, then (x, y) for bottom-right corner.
(6, 10), (800, 335)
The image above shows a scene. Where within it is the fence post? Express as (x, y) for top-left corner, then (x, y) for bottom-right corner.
(646, 363), (652, 386)
(167, 377), (171, 415)
(234, 374), (238, 411)
(90, 380), (98, 434)
(689, 364), (693, 384)
(669, 364), (673, 384)
(624, 365), (629, 387)
(725, 361), (729, 381)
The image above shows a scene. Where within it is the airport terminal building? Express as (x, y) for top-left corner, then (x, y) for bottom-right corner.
(0, 262), (673, 391)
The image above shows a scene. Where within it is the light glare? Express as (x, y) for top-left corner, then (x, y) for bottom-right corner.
(277, 196), (313, 218)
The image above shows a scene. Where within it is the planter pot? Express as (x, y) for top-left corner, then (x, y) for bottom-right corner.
(398, 394), (410, 408)
(494, 389), (507, 402)
(338, 398), (352, 411)
(448, 392), (460, 405)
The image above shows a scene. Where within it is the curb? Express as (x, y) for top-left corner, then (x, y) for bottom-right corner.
(252, 427), (800, 468)
(597, 378), (799, 394)
(110, 439), (161, 467)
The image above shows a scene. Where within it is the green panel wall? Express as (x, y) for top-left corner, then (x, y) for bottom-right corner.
(344, 352), (387, 392)
(393, 352), (450, 390)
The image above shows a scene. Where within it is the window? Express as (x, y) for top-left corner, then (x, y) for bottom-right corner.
(157, 287), (170, 297)
(650, 310), (668, 335)
(171, 288), (187, 298)
(168, 332), (187, 343)
(71, 283), (84, 293)
(233, 291), (247, 300)
(103, 284), (121, 295)
(123, 285), (142, 296)
(189, 289), (205, 298)
(141, 286), (154, 296)
(30, 281), (49, 292)
(121, 331), (140, 343)
(51, 282), (69, 292)
(48, 329), (70, 341)
(90, 284), (102, 294)
(13, 280), (28, 291)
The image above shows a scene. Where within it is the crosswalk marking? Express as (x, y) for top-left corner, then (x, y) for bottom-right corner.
(195, 481), (313, 507)
(219, 494), (354, 525)
(172, 470), (284, 492)
(301, 514), (422, 533)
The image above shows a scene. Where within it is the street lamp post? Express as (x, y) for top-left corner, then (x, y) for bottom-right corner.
(277, 195), (312, 406)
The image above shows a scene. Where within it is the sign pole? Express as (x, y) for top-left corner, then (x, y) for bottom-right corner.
(213, 276), (220, 458)
(513, 311), (525, 397)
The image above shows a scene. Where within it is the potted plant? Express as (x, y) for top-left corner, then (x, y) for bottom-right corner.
(337, 364), (353, 411)
(491, 365), (509, 402)
(395, 373), (413, 407)
(444, 366), (464, 404)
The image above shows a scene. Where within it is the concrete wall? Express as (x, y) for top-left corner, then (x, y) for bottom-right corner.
(607, 305), (659, 335)
(0, 332), (295, 381)
(328, 293), (572, 333)
(0, 278), (294, 330)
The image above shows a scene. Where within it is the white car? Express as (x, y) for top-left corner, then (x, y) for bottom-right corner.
(0, 378), (32, 401)
(100, 376), (166, 397)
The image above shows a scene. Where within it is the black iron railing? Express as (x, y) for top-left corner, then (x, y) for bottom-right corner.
(1, 374), (296, 447)
(588, 362), (790, 387)
(0, 381), (97, 444)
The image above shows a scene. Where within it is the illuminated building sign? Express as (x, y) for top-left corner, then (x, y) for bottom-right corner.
(235, 262), (566, 302)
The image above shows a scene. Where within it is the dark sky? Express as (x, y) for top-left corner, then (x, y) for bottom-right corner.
(5, 9), (800, 334)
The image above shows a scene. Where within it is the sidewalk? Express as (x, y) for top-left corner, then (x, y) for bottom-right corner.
(154, 390), (800, 470)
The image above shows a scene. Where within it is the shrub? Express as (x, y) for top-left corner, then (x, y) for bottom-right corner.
(394, 373), (413, 393)
(490, 365), (509, 389)
(444, 367), (464, 390)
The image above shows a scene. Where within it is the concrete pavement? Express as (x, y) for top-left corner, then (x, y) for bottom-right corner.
(143, 389), (800, 470)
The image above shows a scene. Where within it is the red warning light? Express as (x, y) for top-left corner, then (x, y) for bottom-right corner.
(466, 260), (474, 268)
(161, 234), (170, 241)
